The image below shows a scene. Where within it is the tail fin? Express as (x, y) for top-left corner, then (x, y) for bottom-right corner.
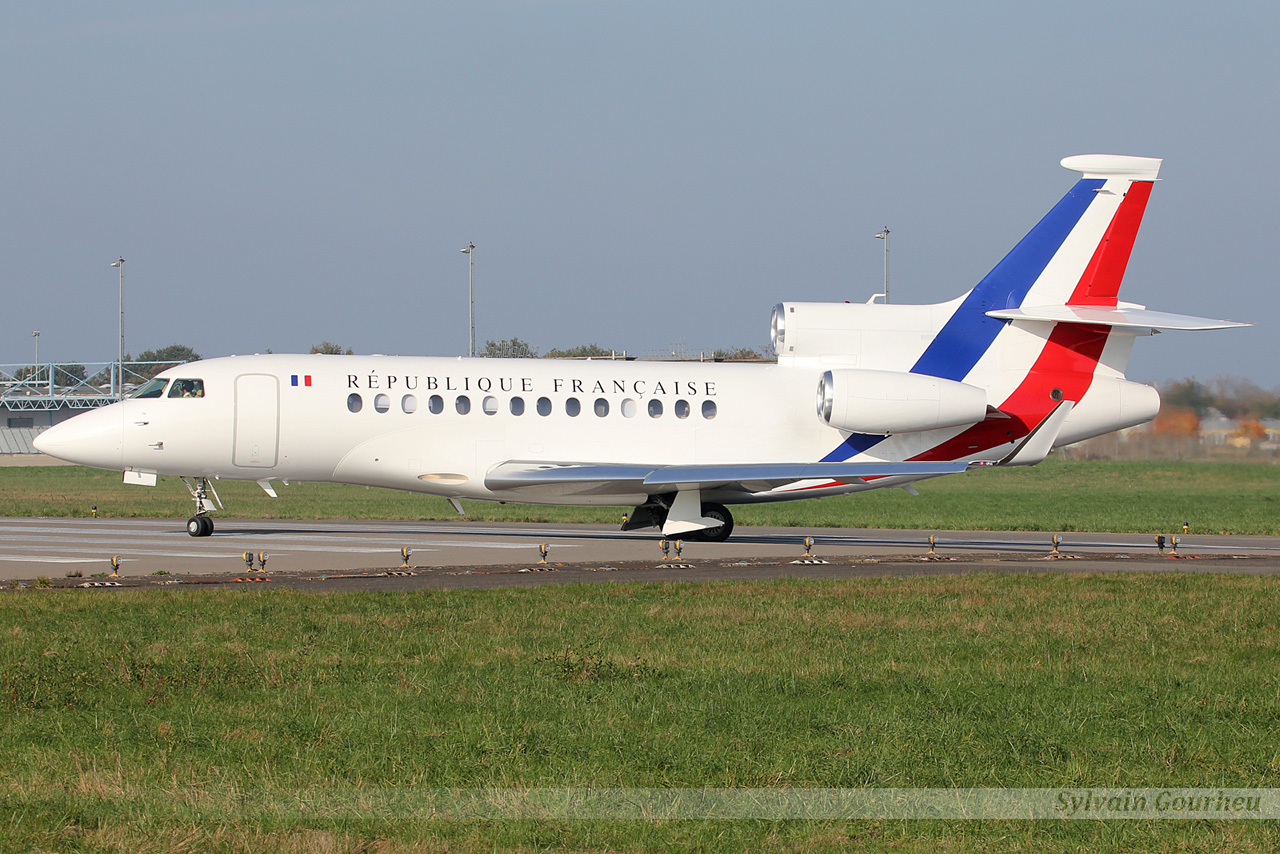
(912, 155), (1162, 383)
(821, 155), (1244, 464)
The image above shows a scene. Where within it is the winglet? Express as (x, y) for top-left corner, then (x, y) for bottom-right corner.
(997, 401), (1075, 467)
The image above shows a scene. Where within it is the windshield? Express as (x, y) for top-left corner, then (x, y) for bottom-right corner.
(129, 378), (169, 399)
(167, 379), (205, 398)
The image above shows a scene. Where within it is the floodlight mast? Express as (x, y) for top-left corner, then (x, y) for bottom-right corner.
(110, 257), (125, 396)
(874, 227), (890, 304)
(461, 243), (475, 357)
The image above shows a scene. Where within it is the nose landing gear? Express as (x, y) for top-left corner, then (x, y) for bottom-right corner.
(181, 476), (221, 537)
(186, 515), (214, 537)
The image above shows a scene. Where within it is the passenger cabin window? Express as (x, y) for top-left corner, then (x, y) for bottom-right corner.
(347, 393), (363, 413)
(702, 400), (717, 419)
(565, 398), (581, 417)
(594, 397), (609, 417)
(648, 399), (663, 418)
(510, 397), (525, 416)
(130, 379), (169, 399)
(456, 395), (471, 415)
(674, 399), (691, 419)
(536, 397), (552, 416)
(167, 379), (205, 398)
(428, 395), (444, 414)
(374, 393), (391, 413)
(402, 394), (418, 413)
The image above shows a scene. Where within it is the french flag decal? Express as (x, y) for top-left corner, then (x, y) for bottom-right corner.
(291, 375), (312, 387)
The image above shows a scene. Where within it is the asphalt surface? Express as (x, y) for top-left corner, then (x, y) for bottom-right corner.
(2, 517), (1278, 590)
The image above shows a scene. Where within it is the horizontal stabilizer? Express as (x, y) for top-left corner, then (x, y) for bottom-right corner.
(986, 304), (1249, 331)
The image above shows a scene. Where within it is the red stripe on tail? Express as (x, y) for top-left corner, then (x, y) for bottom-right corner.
(1068, 180), (1154, 307)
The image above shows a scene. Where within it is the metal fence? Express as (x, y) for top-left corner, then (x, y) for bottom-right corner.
(0, 361), (186, 411)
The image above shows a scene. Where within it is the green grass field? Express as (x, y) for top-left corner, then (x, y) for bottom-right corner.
(4, 575), (1280, 852)
(2, 458), (1278, 534)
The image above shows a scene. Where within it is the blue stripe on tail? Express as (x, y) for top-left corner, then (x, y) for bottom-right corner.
(911, 178), (1104, 382)
(820, 178), (1103, 463)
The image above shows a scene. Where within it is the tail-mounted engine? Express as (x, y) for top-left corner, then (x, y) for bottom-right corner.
(816, 368), (988, 435)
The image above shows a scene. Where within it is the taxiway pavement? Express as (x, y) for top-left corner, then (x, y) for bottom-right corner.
(2, 517), (1278, 589)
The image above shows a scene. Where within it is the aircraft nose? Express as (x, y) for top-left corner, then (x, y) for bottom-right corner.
(33, 407), (124, 470)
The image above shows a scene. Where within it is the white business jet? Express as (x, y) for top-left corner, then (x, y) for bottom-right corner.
(35, 155), (1246, 539)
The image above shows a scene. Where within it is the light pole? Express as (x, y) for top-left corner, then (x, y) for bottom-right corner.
(460, 243), (475, 357)
(873, 227), (890, 304)
(31, 330), (39, 383)
(110, 257), (125, 394)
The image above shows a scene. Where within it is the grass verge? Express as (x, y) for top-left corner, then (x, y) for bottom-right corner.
(0, 458), (1277, 534)
(3, 574), (1280, 852)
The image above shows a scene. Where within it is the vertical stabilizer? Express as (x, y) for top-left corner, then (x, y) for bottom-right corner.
(909, 155), (1160, 385)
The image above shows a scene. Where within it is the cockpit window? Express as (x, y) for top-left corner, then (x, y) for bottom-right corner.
(130, 378), (169, 399)
(167, 379), (205, 398)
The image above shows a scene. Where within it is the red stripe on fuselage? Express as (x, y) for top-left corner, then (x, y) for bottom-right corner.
(908, 323), (1111, 462)
(1068, 180), (1153, 307)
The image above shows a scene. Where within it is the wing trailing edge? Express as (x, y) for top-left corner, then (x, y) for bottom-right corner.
(484, 459), (970, 498)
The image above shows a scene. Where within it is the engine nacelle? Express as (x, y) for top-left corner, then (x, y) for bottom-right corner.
(817, 369), (988, 434)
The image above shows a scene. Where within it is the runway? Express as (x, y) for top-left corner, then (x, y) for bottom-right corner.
(2, 517), (1279, 589)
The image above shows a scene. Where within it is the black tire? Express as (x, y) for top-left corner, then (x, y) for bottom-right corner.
(698, 503), (734, 542)
(187, 516), (215, 537)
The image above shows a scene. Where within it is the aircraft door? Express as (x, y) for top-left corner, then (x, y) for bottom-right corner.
(233, 373), (279, 468)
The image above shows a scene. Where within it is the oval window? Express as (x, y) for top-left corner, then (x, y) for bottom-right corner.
(594, 397), (609, 417)
(347, 393), (363, 413)
(565, 398), (581, 417)
(536, 397), (552, 416)
(621, 398), (637, 418)
(456, 395), (471, 415)
(648, 399), (663, 418)
(674, 399), (691, 419)
(402, 394), (418, 413)
(428, 394), (444, 414)
(510, 397), (525, 416)
(482, 395), (499, 415)
(374, 393), (391, 413)
(701, 400), (717, 419)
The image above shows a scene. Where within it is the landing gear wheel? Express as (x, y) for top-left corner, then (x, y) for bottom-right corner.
(187, 516), (214, 537)
(698, 503), (734, 543)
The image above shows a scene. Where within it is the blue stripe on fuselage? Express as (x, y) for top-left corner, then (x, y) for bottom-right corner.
(819, 177), (1104, 463)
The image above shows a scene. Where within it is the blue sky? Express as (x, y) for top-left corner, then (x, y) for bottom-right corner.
(1, 2), (1272, 386)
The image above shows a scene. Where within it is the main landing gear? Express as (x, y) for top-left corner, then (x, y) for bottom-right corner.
(691, 502), (734, 543)
(181, 476), (221, 537)
(622, 497), (735, 542)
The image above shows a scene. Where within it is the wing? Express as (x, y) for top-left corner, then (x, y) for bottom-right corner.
(484, 459), (970, 499)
